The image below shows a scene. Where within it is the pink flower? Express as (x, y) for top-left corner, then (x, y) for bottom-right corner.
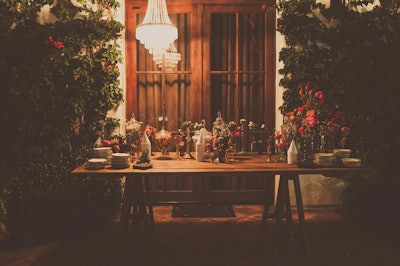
(53, 41), (64, 49)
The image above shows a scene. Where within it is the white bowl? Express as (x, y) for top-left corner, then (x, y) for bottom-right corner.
(342, 158), (361, 167)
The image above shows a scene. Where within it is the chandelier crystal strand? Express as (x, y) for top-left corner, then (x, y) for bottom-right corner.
(153, 43), (181, 71)
(136, 0), (178, 54)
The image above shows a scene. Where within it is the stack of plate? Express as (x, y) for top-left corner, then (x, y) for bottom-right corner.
(342, 158), (362, 168)
(333, 149), (351, 160)
(93, 147), (112, 159)
(315, 153), (335, 166)
(86, 158), (107, 170)
(111, 153), (130, 169)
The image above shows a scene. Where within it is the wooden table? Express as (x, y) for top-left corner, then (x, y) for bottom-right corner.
(72, 155), (371, 250)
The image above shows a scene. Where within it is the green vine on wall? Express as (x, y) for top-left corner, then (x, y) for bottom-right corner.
(0, 0), (124, 243)
(275, 0), (400, 170)
(275, 0), (400, 240)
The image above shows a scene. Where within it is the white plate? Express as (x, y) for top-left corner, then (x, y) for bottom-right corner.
(315, 160), (335, 167)
(315, 153), (335, 162)
(88, 158), (107, 163)
(342, 158), (361, 167)
(112, 153), (130, 157)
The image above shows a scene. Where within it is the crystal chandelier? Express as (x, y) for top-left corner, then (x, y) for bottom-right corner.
(136, 0), (178, 54)
(152, 43), (181, 71)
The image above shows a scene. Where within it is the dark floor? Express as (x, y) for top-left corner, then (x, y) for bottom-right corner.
(1, 205), (400, 266)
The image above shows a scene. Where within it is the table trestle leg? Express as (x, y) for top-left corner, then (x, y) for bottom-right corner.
(120, 175), (154, 237)
(273, 174), (307, 255)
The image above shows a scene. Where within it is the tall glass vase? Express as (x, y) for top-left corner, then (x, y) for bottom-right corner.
(299, 128), (316, 166)
(183, 127), (192, 159)
(154, 126), (172, 160)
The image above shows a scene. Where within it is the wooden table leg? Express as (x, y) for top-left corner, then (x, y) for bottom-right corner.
(273, 174), (307, 255)
(144, 177), (155, 233)
(262, 174), (274, 227)
(292, 175), (307, 253)
(273, 175), (289, 254)
(120, 175), (155, 237)
(120, 176), (133, 236)
(129, 175), (154, 235)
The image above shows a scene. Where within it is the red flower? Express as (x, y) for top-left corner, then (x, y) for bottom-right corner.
(276, 25), (283, 31)
(262, 4), (267, 10)
(46, 36), (64, 49)
(298, 127), (305, 135)
(341, 126), (351, 136)
(340, 137), (347, 147)
(305, 81), (311, 89)
(274, 134), (281, 140)
(53, 41), (64, 49)
(145, 125), (154, 135)
(103, 62), (110, 71)
(278, 142), (285, 149)
(315, 91), (324, 100)
(233, 132), (240, 138)
(299, 88), (304, 97)
(113, 144), (120, 152)
(213, 137), (219, 147)
(297, 106), (305, 114)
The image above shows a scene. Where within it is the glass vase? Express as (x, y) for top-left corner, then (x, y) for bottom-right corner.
(154, 126), (172, 160)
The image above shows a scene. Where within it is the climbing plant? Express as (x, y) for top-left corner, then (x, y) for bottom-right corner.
(275, 0), (400, 241)
(0, 0), (124, 244)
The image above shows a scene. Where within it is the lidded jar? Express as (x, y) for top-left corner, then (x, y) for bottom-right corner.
(212, 111), (231, 138)
(154, 126), (172, 159)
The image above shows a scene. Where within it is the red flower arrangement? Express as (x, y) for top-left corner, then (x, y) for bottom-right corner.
(293, 82), (350, 148)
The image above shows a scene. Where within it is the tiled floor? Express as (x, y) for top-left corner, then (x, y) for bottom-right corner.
(1, 205), (400, 266)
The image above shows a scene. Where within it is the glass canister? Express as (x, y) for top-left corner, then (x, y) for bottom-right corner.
(212, 111), (231, 163)
(154, 126), (172, 159)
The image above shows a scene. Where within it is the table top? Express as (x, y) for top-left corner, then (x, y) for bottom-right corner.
(72, 155), (372, 177)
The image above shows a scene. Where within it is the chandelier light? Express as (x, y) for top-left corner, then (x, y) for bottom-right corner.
(136, 0), (178, 54)
(152, 43), (181, 71)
